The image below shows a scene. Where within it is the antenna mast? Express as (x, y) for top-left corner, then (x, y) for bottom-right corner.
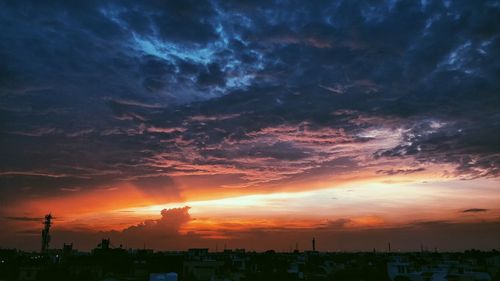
(41, 213), (53, 253)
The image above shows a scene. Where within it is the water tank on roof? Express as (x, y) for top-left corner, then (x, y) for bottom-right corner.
(149, 272), (178, 281)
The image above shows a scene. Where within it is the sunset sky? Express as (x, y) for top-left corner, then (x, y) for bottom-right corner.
(0, 0), (499, 252)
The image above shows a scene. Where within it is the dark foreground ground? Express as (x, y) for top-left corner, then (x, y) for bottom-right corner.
(1, 246), (499, 281)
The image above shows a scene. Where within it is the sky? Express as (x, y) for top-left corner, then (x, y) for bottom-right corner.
(0, 0), (499, 252)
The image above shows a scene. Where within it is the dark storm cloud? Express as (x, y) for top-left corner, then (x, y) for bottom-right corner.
(376, 167), (426, 175)
(462, 208), (489, 213)
(4, 216), (41, 222)
(376, 117), (500, 178)
(1, 0), (500, 203)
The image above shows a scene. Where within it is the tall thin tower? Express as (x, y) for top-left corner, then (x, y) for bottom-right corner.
(41, 213), (53, 253)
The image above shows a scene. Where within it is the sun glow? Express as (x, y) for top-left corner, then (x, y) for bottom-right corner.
(115, 177), (500, 232)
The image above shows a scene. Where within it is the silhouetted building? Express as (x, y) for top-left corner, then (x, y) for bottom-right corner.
(99, 238), (110, 250)
(187, 248), (209, 261)
(63, 243), (74, 256)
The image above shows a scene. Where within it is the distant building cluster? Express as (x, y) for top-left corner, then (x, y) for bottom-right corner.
(387, 253), (498, 281)
(0, 240), (499, 281)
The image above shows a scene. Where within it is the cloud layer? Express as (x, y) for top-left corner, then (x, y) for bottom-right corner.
(0, 0), (499, 250)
